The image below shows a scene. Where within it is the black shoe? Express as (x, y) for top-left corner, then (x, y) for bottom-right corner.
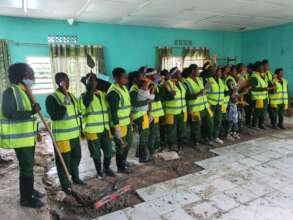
(278, 125), (285, 129)
(21, 197), (45, 208)
(259, 125), (266, 130)
(62, 187), (72, 194)
(104, 168), (116, 177)
(72, 178), (87, 186)
(33, 189), (45, 198)
(271, 124), (278, 129)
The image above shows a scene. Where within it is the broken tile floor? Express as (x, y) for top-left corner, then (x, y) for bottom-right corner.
(96, 129), (293, 220)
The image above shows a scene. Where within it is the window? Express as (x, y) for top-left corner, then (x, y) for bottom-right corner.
(183, 57), (205, 70)
(27, 57), (54, 94)
(168, 56), (206, 71)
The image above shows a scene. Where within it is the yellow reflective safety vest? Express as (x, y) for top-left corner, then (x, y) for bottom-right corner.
(269, 78), (288, 106)
(251, 72), (268, 101)
(79, 91), (110, 134)
(0, 84), (36, 149)
(164, 80), (187, 115)
(150, 83), (164, 118)
(185, 77), (209, 113)
(107, 83), (131, 126)
(130, 84), (147, 120)
(222, 82), (230, 113)
(51, 90), (80, 141)
(264, 70), (273, 84)
(207, 77), (225, 106)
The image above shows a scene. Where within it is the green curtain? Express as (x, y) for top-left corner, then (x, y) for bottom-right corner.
(49, 44), (105, 96)
(156, 47), (173, 71)
(0, 40), (11, 107)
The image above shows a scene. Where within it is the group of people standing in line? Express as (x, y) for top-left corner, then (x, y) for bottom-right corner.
(0, 59), (289, 208)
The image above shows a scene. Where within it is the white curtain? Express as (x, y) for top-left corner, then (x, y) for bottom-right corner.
(49, 44), (105, 96)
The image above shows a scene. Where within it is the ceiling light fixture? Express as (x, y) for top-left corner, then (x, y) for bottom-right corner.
(67, 18), (74, 25)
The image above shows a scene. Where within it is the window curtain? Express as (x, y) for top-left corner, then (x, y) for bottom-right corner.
(0, 40), (11, 107)
(156, 47), (173, 71)
(182, 47), (210, 68)
(49, 44), (105, 96)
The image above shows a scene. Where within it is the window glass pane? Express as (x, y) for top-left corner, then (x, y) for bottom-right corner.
(27, 57), (53, 95)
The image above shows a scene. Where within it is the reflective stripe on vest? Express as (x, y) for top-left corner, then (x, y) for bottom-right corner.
(130, 84), (147, 120)
(51, 90), (80, 141)
(0, 84), (36, 149)
(223, 82), (230, 110)
(150, 84), (164, 118)
(265, 70), (273, 84)
(79, 91), (110, 134)
(207, 77), (225, 105)
(251, 72), (268, 100)
(185, 77), (209, 112)
(107, 83), (131, 126)
(269, 78), (288, 105)
(164, 80), (186, 115)
(151, 101), (164, 117)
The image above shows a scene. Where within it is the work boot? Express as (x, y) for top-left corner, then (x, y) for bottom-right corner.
(116, 154), (131, 173)
(103, 157), (115, 177)
(94, 159), (104, 180)
(20, 176), (45, 209)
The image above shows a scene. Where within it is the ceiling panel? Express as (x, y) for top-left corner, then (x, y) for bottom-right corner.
(80, 0), (139, 22)
(193, 21), (244, 31)
(206, 15), (290, 28)
(0, 0), (293, 31)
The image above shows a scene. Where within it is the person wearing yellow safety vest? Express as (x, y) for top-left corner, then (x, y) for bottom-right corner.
(221, 66), (232, 139)
(0, 63), (45, 208)
(107, 68), (133, 174)
(269, 68), (288, 129)
(46, 72), (86, 193)
(225, 67), (241, 141)
(162, 67), (187, 152)
(79, 73), (115, 179)
(262, 60), (273, 86)
(244, 63), (254, 126)
(206, 67), (225, 144)
(250, 61), (268, 130)
(263, 59), (278, 127)
(130, 71), (152, 163)
(145, 68), (165, 156)
(184, 64), (214, 150)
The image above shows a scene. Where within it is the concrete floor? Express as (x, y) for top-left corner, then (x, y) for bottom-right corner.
(96, 128), (293, 220)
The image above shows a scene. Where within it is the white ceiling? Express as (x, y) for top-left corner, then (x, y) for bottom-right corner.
(0, 0), (293, 31)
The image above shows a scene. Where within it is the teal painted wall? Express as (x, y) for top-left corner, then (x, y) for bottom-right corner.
(241, 22), (293, 95)
(0, 16), (242, 114)
(0, 16), (242, 72)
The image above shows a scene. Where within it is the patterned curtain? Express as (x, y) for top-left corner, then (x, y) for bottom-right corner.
(49, 44), (105, 96)
(182, 47), (210, 68)
(0, 40), (11, 108)
(156, 47), (173, 71)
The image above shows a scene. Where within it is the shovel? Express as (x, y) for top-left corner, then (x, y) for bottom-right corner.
(25, 85), (93, 206)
